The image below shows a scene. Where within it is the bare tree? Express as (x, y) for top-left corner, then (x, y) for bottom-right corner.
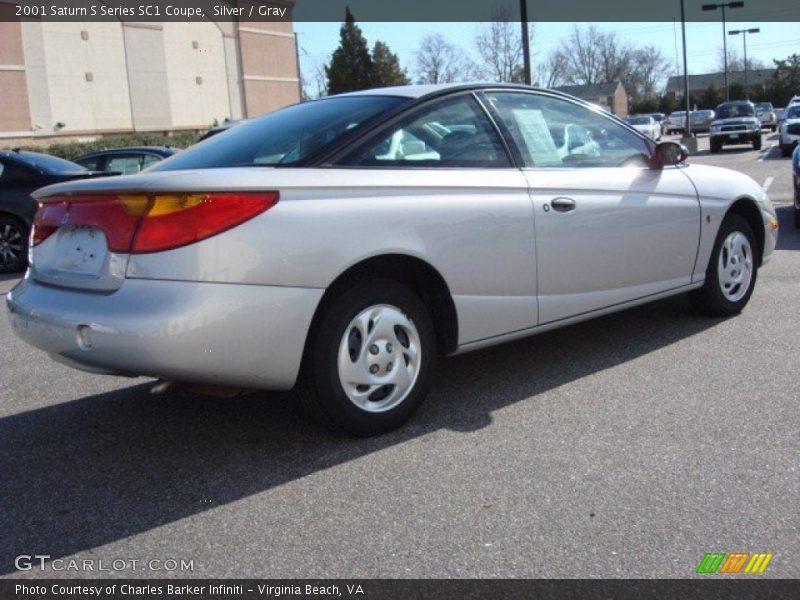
(535, 49), (570, 88)
(312, 60), (328, 98)
(473, 8), (532, 83)
(628, 45), (671, 100)
(717, 47), (766, 73)
(558, 25), (632, 86)
(414, 33), (468, 84)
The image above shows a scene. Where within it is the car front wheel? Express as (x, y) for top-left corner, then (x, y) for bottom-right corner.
(752, 135), (762, 150)
(299, 279), (436, 436)
(689, 214), (758, 317)
(0, 216), (28, 274)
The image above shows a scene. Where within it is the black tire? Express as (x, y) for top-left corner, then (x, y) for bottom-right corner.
(781, 143), (793, 158)
(0, 216), (28, 274)
(709, 138), (721, 153)
(298, 279), (436, 436)
(752, 135), (762, 151)
(689, 214), (758, 317)
(794, 179), (800, 229)
(771, 125), (777, 132)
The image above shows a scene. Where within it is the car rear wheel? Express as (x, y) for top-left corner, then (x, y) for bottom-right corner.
(299, 279), (436, 436)
(0, 216), (28, 274)
(781, 143), (793, 158)
(689, 214), (757, 317)
(794, 177), (800, 229)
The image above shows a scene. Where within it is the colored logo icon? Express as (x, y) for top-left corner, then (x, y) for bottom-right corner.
(697, 552), (774, 574)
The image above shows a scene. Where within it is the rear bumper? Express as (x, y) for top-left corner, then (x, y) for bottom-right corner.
(710, 131), (760, 144)
(6, 277), (323, 390)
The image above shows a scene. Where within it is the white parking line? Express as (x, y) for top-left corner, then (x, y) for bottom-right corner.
(762, 176), (774, 192)
(757, 144), (776, 162)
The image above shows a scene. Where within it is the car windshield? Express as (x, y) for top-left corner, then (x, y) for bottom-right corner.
(153, 95), (409, 170)
(18, 152), (87, 174)
(626, 117), (650, 125)
(786, 106), (800, 119)
(754, 103), (772, 112)
(669, 112), (686, 118)
(715, 104), (754, 119)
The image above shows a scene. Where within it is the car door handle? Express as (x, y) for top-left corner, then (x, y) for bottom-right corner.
(550, 197), (576, 212)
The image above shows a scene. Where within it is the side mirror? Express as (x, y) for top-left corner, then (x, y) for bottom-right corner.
(652, 140), (689, 169)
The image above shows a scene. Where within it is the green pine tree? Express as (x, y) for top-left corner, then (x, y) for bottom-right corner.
(371, 41), (410, 87)
(325, 8), (374, 95)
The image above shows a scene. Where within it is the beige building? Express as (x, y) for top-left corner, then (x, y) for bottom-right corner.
(0, 2), (299, 142)
(552, 81), (629, 118)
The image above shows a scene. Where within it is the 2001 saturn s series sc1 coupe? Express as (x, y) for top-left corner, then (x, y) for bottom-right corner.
(6, 84), (779, 436)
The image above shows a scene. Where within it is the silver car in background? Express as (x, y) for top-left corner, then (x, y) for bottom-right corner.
(6, 84), (779, 436)
(754, 102), (777, 132)
(689, 110), (715, 133)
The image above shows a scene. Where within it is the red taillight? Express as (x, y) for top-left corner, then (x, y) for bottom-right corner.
(31, 192), (278, 253)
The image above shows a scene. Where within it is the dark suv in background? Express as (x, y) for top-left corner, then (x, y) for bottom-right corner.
(708, 101), (762, 152)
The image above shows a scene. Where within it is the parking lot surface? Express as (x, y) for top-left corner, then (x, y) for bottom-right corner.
(1, 134), (798, 578)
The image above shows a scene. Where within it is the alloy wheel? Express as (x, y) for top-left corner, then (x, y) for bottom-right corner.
(0, 223), (24, 269)
(336, 304), (421, 413)
(717, 231), (753, 303)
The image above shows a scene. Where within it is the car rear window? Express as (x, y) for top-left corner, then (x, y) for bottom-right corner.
(715, 104), (754, 119)
(152, 95), (409, 171)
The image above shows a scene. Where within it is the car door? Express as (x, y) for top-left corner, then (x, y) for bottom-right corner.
(330, 92), (538, 345)
(481, 90), (701, 325)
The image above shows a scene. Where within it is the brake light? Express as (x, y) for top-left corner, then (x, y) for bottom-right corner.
(31, 192), (278, 253)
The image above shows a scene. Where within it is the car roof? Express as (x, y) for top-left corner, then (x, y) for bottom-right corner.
(0, 149), (87, 173)
(332, 82), (577, 101)
(75, 146), (176, 159)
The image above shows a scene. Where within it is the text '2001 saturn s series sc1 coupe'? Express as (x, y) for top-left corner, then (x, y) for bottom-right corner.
(6, 84), (779, 436)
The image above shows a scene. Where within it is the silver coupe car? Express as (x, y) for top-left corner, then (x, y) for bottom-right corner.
(6, 84), (779, 435)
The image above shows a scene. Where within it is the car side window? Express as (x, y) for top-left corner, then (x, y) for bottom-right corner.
(483, 92), (651, 169)
(338, 95), (511, 168)
(106, 155), (143, 174)
(141, 154), (161, 169)
(75, 157), (101, 171)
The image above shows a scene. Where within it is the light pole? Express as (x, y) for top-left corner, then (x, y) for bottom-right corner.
(680, 0), (693, 146)
(520, 0), (531, 85)
(728, 28), (760, 97)
(702, 1), (744, 101)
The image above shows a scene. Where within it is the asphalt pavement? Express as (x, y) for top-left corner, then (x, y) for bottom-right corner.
(1, 137), (798, 578)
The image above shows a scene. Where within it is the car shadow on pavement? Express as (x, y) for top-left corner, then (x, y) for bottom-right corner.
(692, 147), (757, 158)
(0, 295), (722, 574)
(776, 205), (800, 250)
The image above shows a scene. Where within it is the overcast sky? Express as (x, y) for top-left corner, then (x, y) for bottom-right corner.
(295, 20), (800, 96)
